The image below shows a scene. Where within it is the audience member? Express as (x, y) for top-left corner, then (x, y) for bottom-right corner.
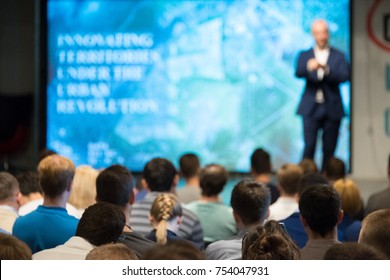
(186, 164), (236, 244)
(143, 240), (205, 260)
(359, 209), (390, 259)
(68, 165), (99, 216)
(176, 153), (201, 204)
(33, 202), (125, 259)
(134, 174), (147, 202)
(130, 158), (204, 248)
(333, 178), (362, 242)
(299, 158), (318, 175)
(323, 157), (346, 184)
(0, 172), (20, 233)
(12, 155), (79, 253)
(0, 232), (32, 260)
(324, 242), (387, 260)
(206, 179), (270, 260)
(250, 148), (279, 203)
(299, 184), (343, 259)
(268, 163), (303, 221)
(242, 220), (300, 260)
(95, 164), (156, 258)
(146, 193), (183, 244)
(365, 154), (390, 216)
(86, 243), (139, 260)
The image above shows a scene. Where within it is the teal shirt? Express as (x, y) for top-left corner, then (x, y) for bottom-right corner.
(12, 205), (79, 253)
(186, 201), (237, 243)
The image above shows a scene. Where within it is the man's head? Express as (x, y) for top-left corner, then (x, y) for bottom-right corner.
(250, 148), (271, 175)
(199, 164), (228, 197)
(86, 243), (138, 260)
(276, 164), (303, 196)
(143, 158), (178, 192)
(16, 171), (41, 206)
(37, 155), (75, 199)
(299, 184), (342, 237)
(76, 202), (125, 246)
(0, 233), (32, 260)
(323, 157), (346, 182)
(0, 172), (21, 210)
(230, 180), (271, 228)
(96, 164), (134, 208)
(298, 172), (329, 197)
(359, 209), (390, 258)
(179, 153), (200, 180)
(324, 243), (387, 260)
(311, 19), (329, 49)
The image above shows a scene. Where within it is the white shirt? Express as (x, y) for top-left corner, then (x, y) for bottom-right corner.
(313, 46), (330, 103)
(268, 197), (299, 221)
(0, 205), (18, 233)
(18, 198), (81, 219)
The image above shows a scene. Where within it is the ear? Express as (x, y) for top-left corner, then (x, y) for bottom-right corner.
(67, 180), (73, 192)
(141, 178), (150, 191)
(129, 189), (135, 205)
(336, 209), (344, 225)
(173, 174), (179, 187)
(300, 214), (308, 227)
(148, 214), (154, 224)
(233, 209), (241, 225)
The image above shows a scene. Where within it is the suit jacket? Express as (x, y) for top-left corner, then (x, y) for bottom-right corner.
(295, 47), (350, 120)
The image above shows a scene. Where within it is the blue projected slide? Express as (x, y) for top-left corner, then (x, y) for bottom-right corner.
(46, 0), (350, 172)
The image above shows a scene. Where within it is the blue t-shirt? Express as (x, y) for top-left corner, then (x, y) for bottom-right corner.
(12, 205), (79, 253)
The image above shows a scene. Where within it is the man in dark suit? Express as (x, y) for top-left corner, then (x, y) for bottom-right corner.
(295, 19), (350, 170)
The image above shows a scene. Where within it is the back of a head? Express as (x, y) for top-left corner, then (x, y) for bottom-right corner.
(199, 164), (228, 197)
(276, 164), (304, 195)
(299, 158), (318, 175)
(0, 172), (19, 202)
(86, 243), (139, 260)
(143, 158), (177, 192)
(250, 148), (271, 174)
(76, 202), (125, 246)
(324, 157), (346, 181)
(143, 240), (205, 260)
(37, 155), (75, 198)
(0, 233), (32, 260)
(179, 153), (200, 179)
(298, 172), (329, 197)
(333, 178), (362, 217)
(37, 148), (57, 164)
(69, 165), (99, 209)
(16, 171), (41, 196)
(96, 164), (133, 208)
(324, 243), (387, 260)
(359, 209), (390, 258)
(299, 184), (341, 237)
(242, 221), (300, 260)
(230, 179), (271, 226)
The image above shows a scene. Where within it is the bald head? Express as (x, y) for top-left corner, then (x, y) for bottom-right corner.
(311, 19), (329, 49)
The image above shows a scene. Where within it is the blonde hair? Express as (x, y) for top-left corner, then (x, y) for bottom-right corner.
(150, 194), (182, 245)
(68, 165), (99, 209)
(333, 178), (362, 216)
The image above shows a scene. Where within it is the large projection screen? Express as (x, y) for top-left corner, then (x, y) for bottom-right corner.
(45, 0), (351, 172)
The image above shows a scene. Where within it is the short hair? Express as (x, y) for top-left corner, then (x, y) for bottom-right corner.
(299, 184), (341, 237)
(68, 165), (99, 209)
(96, 164), (134, 207)
(324, 243), (387, 260)
(86, 243), (139, 260)
(150, 194), (182, 245)
(298, 172), (329, 196)
(250, 148), (271, 174)
(242, 220), (300, 260)
(0, 172), (19, 201)
(276, 164), (303, 195)
(179, 153), (200, 179)
(199, 164), (228, 197)
(359, 209), (390, 258)
(76, 202), (125, 246)
(143, 240), (205, 260)
(299, 158), (318, 175)
(230, 180), (271, 226)
(37, 155), (75, 198)
(16, 171), (42, 195)
(324, 157), (346, 181)
(333, 178), (362, 217)
(0, 233), (32, 260)
(143, 158), (177, 192)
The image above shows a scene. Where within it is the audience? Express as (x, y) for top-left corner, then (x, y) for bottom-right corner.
(0, 172), (20, 233)
(13, 155), (79, 253)
(33, 202), (125, 260)
(324, 243), (387, 260)
(268, 163), (303, 221)
(0, 232), (32, 260)
(206, 179), (270, 260)
(143, 240), (205, 260)
(176, 153), (202, 204)
(242, 220), (300, 260)
(95, 164), (156, 258)
(359, 209), (390, 259)
(130, 158), (204, 248)
(186, 164), (236, 245)
(299, 184), (343, 259)
(333, 178), (362, 242)
(86, 243), (139, 260)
